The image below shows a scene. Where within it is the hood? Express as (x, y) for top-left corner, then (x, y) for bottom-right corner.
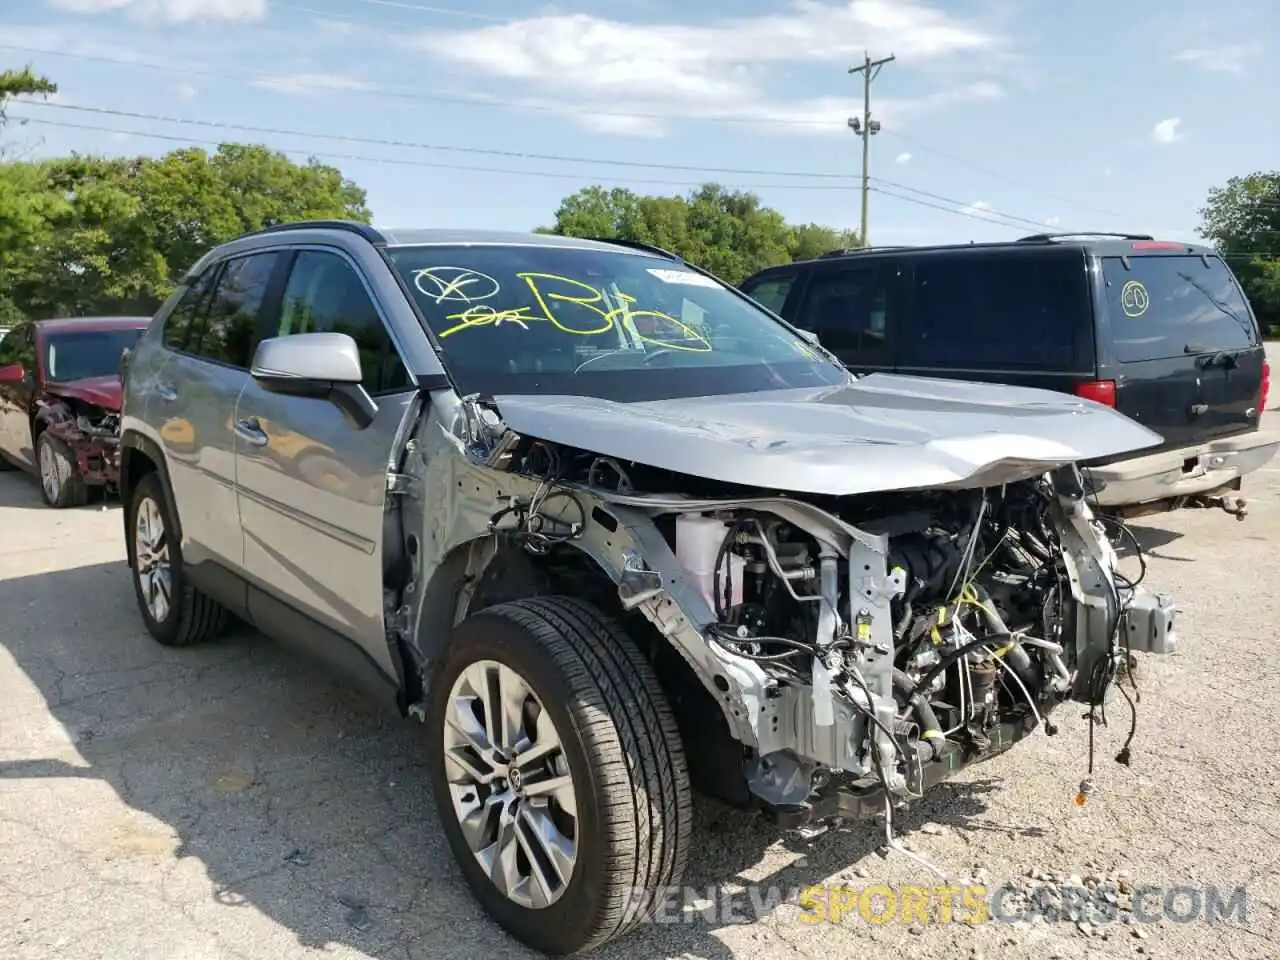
(45, 375), (123, 412)
(492, 373), (1164, 497)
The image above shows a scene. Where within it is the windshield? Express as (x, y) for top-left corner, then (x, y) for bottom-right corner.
(1101, 254), (1258, 363)
(44, 328), (144, 382)
(386, 244), (848, 401)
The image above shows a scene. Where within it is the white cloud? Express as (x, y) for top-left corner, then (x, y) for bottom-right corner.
(175, 82), (197, 101)
(313, 17), (360, 36)
(48, 0), (266, 21)
(1172, 42), (1260, 74)
(411, 0), (1006, 136)
(1151, 117), (1183, 144)
(1045, 216), (1061, 226)
(250, 72), (377, 95)
(894, 152), (912, 163)
(957, 200), (1003, 223)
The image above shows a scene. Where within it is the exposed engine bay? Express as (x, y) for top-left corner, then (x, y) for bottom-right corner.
(41, 394), (123, 487)
(408, 393), (1179, 858)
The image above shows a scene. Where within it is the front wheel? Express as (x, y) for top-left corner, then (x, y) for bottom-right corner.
(36, 431), (87, 508)
(425, 596), (692, 955)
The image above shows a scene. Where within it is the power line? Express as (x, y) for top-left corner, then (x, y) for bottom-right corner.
(7, 113), (1061, 233)
(883, 128), (1131, 223)
(848, 52), (895, 244)
(337, 0), (508, 21)
(10, 99), (1061, 231)
(0, 40), (1158, 229)
(0, 43), (1158, 226)
(0, 43), (841, 128)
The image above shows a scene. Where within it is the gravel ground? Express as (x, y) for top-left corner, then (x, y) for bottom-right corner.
(1, 374), (1278, 960)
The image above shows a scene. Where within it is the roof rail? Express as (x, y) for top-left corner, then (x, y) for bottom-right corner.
(583, 236), (682, 261)
(1017, 232), (1154, 243)
(243, 219), (386, 245)
(817, 245), (906, 258)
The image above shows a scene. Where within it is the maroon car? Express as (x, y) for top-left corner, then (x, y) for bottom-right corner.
(0, 316), (151, 508)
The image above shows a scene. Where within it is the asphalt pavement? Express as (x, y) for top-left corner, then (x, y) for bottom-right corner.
(1, 363), (1278, 960)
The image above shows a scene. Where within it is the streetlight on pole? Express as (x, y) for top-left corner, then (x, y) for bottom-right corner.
(848, 51), (895, 247)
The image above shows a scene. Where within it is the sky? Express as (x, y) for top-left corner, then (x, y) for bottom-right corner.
(0, 0), (1276, 247)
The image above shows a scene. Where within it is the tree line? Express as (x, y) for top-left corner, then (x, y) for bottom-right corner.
(2, 65), (1276, 334)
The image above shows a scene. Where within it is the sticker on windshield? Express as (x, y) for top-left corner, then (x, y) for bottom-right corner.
(646, 268), (721, 289)
(1120, 280), (1150, 318)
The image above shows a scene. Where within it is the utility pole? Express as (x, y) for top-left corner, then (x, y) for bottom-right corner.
(848, 51), (895, 247)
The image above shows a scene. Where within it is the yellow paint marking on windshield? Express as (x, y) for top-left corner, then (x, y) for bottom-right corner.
(437, 305), (538, 338)
(435, 271), (715, 352)
(793, 341), (818, 360)
(518, 272), (615, 335)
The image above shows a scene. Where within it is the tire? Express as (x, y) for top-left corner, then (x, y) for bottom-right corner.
(425, 596), (692, 956)
(36, 431), (88, 508)
(126, 470), (228, 647)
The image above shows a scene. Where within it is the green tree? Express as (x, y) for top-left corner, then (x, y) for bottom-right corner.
(1198, 171), (1280, 335)
(0, 65), (56, 125)
(0, 143), (371, 321)
(540, 183), (859, 285)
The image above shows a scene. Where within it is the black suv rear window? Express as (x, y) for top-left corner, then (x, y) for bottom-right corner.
(1102, 254), (1257, 362)
(910, 253), (1093, 371)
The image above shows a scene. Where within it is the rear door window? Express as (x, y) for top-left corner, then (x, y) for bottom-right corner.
(1101, 254), (1257, 362)
(792, 265), (891, 366)
(194, 253), (282, 368)
(909, 253), (1092, 371)
(163, 267), (220, 355)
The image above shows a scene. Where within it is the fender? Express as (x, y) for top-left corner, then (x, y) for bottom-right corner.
(119, 430), (180, 546)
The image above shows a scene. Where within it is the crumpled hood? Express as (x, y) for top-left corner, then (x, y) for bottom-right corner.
(492, 373), (1164, 496)
(45, 375), (123, 412)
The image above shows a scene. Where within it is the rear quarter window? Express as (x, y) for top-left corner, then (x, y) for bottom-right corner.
(1101, 254), (1258, 362)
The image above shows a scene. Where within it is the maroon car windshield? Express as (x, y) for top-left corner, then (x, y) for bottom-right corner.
(43, 328), (144, 383)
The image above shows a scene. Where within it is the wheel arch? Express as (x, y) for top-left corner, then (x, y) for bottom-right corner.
(413, 534), (752, 806)
(119, 431), (180, 550)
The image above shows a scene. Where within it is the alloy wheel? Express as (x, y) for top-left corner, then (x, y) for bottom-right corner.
(38, 438), (61, 503)
(442, 659), (579, 910)
(134, 496), (172, 623)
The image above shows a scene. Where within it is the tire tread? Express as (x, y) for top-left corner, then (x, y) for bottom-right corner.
(130, 471), (228, 647)
(472, 596), (692, 953)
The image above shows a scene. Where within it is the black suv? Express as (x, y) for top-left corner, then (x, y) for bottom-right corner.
(740, 233), (1276, 519)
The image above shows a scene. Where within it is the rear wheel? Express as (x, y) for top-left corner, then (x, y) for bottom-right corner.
(126, 471), (228, 647)
(425, 596), (692, 955)
(36, 432), (88, 508)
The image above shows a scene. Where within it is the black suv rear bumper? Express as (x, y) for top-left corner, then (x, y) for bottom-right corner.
(1085, 423), (1280, 508)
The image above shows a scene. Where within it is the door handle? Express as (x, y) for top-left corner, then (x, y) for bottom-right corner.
(234, 417), (268, 447)
(154, 382), (178, 402)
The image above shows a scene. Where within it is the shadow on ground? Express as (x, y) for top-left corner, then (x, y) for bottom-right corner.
(0, 560), (1036, 959)
(0, 464), (120, 512)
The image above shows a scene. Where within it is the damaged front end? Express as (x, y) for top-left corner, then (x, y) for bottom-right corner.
(40, 396), (123, 487)
(403, 387), (1176, 849)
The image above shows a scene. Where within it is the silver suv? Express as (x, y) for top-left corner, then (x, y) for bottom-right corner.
(119, 221), (1178, 955)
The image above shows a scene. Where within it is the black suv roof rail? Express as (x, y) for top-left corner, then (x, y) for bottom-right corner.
(243, 219), (387, 245)
(583, 236), (682, 261)
(817, 246), (909, 258)
(1017, 231), (1155, 243)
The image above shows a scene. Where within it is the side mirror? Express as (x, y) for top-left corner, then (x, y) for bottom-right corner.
(250, 332), (378, 428)
(0, 363), (25, 384)
(796, 328), (821, 346)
